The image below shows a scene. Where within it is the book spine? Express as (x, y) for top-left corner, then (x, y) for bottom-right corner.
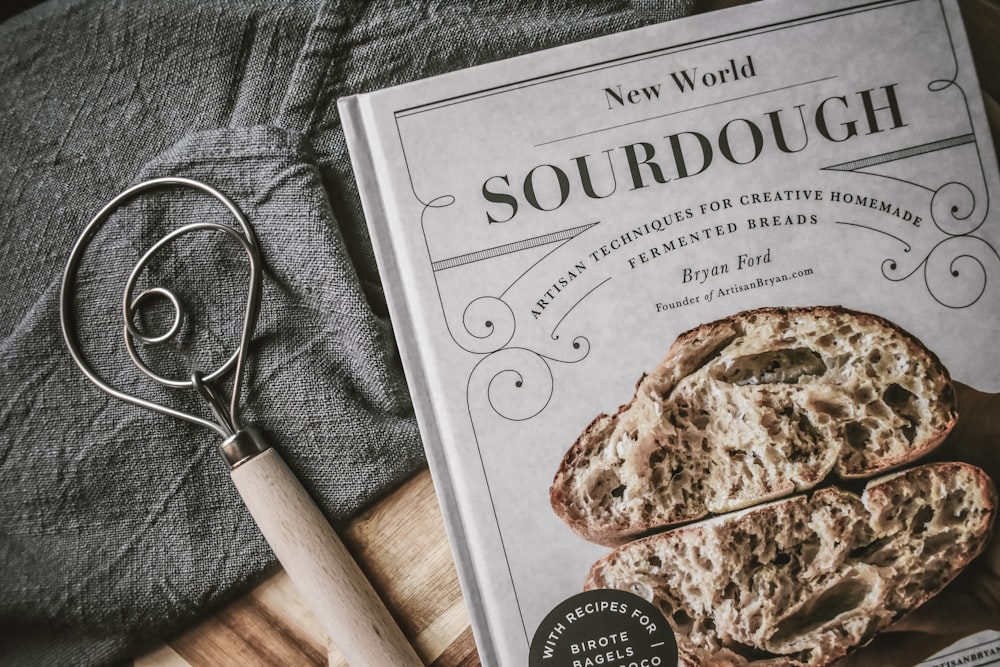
(338, 94), (501, 667)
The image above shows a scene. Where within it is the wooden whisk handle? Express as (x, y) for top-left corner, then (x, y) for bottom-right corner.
(230, 447), (424, 667)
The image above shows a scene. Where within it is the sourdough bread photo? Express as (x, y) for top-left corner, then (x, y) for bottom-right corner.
(584, 462), (997, 667)
(551, 306), (958, 545)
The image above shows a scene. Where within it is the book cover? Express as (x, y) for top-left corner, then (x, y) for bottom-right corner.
(339, 0), (1000, 664)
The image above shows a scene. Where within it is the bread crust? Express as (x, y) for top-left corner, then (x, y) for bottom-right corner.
(551, 306), (958, 545)
(583, 461), (997, 667)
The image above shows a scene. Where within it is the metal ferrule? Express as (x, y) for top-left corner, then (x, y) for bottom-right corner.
(219, 426), (269, 469)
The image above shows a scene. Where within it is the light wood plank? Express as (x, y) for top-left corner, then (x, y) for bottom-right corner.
(138, 468), (479, 666)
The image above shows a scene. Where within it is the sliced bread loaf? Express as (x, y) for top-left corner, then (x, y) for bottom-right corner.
(584, 461), (996, 667)
(551, 306), (957, 544)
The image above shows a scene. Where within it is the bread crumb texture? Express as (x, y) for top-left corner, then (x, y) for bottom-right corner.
(551, 307), (957, 542)
(585, 462), (996, 667)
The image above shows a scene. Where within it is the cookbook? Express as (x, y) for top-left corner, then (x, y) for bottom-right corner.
(339, 0), (1000, 664)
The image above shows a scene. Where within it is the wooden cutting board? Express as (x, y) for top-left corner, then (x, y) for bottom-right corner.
(136, 468), (480, 667)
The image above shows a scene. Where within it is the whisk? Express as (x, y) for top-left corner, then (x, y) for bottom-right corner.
(59, 176), (423, 667)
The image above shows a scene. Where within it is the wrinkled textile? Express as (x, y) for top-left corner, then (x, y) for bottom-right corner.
(0, 0), (694, 664)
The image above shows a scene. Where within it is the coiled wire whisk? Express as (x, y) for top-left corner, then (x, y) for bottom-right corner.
(60, 176), (422, 667)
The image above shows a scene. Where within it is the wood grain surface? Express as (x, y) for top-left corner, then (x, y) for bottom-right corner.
(135, 1), (998, 665)
(228, 447), (423, 666)
(136, 468), (479, 667)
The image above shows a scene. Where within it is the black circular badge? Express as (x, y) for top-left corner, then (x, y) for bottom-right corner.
(529, 589), (678, 667)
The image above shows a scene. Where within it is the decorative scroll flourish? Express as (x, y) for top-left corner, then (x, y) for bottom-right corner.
(551, 277), (611, 341)
(485, 348), (553, 422)
(461, 296), (517, 353)
(874, 179), (997, 309)
(407, 171), (603, 418)
(828, 8), (997, 311)
(468, 337), (592, 422)
(930, 181), (987, 236)
(882, 233), (998, 309)
(417, 187), (600, 357)
(835, 221), (911, 253)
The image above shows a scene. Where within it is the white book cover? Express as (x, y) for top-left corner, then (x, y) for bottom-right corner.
(339, 1), (1000, 665)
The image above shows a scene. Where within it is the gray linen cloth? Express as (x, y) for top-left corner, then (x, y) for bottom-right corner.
(0, 0), (694, 664)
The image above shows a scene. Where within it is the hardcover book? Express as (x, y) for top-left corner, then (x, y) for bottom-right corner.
(339, 0), (1000, 664)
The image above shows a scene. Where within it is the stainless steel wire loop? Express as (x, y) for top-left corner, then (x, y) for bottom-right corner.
(60, 176), (262, 438)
